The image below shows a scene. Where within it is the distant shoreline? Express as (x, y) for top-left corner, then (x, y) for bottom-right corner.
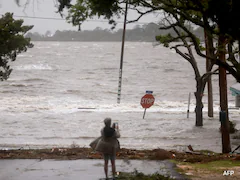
(29, 40), (158, 42)
(26, 23), (204, 42)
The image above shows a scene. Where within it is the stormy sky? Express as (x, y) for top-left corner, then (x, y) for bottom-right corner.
(0, 0), (159, 34)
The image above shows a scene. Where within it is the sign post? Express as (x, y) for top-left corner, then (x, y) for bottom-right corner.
(187, 92), (191, 118)
(140, 91), (155, 119)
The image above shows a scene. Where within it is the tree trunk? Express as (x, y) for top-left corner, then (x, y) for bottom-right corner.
(195, 91), (203, 126)
(218, 35), (231, 153)
(207, 76), (214, 117)
(195, 79), (204, 126)
(204, 29), (214, 117)
(239, 40), (240, 63)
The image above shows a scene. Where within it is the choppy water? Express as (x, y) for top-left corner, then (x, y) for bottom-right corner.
(0, 41), (239, 152)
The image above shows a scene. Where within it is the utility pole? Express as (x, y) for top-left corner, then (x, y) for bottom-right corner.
(117, 1), (128, 104)
(218, 35), (231, 153)
(204, 29), (214, 117)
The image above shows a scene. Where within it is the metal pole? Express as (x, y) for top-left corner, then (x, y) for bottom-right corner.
(117, 1), (128, 104)
(143, 108), (146, 119)
(187, 92), (191, 118)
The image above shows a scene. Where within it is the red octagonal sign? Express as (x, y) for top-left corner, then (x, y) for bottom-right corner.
(140, 94), (155, 108)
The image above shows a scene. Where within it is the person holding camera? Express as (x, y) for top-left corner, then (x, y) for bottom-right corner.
(95, 117), (120, 179)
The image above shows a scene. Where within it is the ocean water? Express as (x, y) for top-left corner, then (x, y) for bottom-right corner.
(0, 41), (239, 153)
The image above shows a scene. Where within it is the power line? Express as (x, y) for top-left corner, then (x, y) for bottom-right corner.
(0, 14), (155, 25)
(11, 15), (66, 21)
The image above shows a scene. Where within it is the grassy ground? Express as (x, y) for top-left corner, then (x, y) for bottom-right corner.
(113, 160), (240, 179)
(175, 160), (240, 180)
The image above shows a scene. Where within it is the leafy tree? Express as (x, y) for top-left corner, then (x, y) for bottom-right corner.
(155, 13), (217, 127)
(207, 0), (240, 40)
(0, 13), (33, 80)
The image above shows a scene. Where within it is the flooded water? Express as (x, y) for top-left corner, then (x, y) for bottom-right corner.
(0, 41), (239, 152)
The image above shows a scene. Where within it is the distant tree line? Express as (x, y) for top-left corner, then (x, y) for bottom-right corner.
(26, 23), (204, 42)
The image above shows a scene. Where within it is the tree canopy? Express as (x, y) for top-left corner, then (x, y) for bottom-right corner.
(207, 0), (240, 40)
(57, 0), (240, 82)
(0, 13), (33, 80)
(57, 0), (240, 37)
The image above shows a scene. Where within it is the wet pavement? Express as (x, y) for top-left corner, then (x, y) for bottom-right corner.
(0, 159), (187, 180)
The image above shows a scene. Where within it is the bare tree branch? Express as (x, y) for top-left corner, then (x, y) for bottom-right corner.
(202, 68), (219, 82)
(127, 8), (156, 24)
(170, 46), (191, 62)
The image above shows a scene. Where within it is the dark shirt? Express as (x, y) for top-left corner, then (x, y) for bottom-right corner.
(103, 127), (115, 138)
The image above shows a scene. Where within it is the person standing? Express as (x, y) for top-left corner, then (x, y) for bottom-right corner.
(95, 118), (120, 179)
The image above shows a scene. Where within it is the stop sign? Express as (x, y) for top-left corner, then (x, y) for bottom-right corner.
(140, 94), (155, 108)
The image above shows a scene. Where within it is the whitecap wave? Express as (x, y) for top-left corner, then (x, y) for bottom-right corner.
(15, 64), (53, 70)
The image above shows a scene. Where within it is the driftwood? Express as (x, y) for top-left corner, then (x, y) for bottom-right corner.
(185, 145), (202, 155)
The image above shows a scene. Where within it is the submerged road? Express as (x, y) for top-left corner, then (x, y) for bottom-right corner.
(0, 159), (187, 180)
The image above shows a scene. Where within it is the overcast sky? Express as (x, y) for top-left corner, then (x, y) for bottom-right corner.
(0, 0), (159, 34)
